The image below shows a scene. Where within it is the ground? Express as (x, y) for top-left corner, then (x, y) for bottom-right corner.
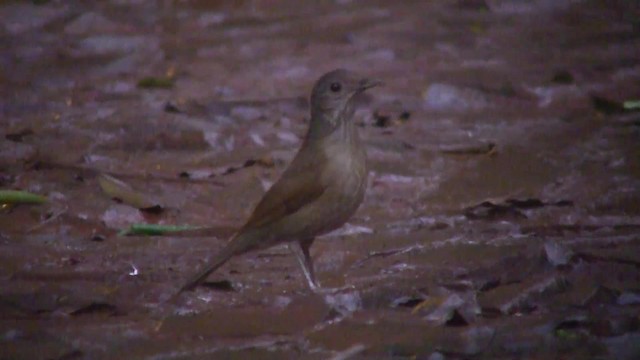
(1, 0), (640, 359)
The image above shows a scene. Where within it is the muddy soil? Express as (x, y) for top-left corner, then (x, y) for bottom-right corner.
(1, 0), (640, 359)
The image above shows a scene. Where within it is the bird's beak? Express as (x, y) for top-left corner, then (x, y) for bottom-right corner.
(357, 78), (384, 92)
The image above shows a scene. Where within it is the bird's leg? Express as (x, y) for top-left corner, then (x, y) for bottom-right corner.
(289, 238), (320, 291)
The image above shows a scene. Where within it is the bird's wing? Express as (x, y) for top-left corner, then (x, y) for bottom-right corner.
(242, 148), (327, 230)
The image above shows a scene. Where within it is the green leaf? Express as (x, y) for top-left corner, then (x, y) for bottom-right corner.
(0, 190), (47, 204)
(119, 224), (200, 236)
(623, 100), (640, 110)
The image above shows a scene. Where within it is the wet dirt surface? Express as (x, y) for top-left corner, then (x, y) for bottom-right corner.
(1, 0), (640, 359)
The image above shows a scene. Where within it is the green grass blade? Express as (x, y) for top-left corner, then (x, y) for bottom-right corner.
(0, 190), (47, 204)
(119, 224), (200, 236)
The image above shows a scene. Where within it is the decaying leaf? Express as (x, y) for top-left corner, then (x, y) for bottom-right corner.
(551, 70), (574, 84)
(98, 174), (162, 211)
(137, 76), (174, 89)
(423, 293), (474, 326)
(440, 142), (496, 155)
(221, 156), (276, 175)
(5, 128), (34, 142)
(464, 198), (572, 220)
(201, 279), (235, 292)
(70, 302), (119, 316)
(582, 285), (620, 308)
(464, 200), (527, 220)
(372, 109), (411, 128)
(391, 296), (425, 308)
(500, 275), (571, 315)
(543, 241), (574, 267)
(591, 95), (625, 115)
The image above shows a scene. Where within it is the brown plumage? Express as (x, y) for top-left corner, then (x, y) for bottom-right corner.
(176, 69), (381, 295)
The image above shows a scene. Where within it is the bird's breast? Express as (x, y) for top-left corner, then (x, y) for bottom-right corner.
(320, 140), (368, 221)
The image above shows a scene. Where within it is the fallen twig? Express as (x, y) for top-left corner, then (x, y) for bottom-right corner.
(27, 206), (68, 233)
(350, 244), (426, 269)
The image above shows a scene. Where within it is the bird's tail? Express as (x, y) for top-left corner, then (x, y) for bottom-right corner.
(174, 234), (252, 297)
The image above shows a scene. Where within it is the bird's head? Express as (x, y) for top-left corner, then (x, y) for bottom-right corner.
(309, 69), (382, 134)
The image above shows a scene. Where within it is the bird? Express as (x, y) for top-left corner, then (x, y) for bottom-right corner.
(176, 69), (381, 296)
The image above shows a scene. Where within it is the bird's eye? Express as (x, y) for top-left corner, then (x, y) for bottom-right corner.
(330, 82), (342, 92)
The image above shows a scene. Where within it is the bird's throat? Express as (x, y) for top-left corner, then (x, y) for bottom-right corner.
(307, 101), (356, 142)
